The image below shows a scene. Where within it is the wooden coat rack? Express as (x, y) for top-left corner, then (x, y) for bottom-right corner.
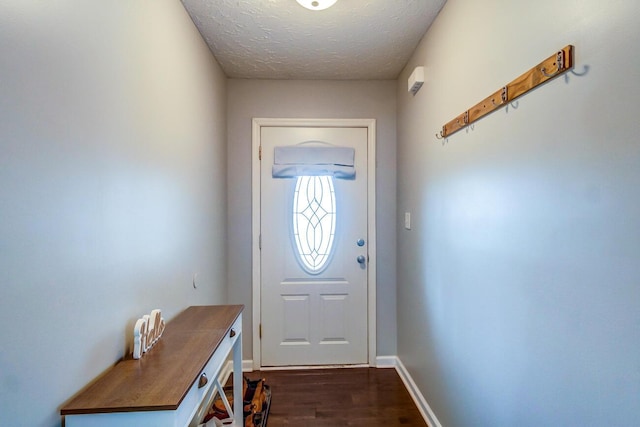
(436, 45), (574, 139)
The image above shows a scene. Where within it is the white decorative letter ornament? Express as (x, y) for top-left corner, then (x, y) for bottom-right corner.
(133, 318), (147, 359)
(132, 309), (165, 359)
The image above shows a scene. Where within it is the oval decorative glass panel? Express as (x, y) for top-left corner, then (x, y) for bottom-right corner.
(292, 176), (336, 274)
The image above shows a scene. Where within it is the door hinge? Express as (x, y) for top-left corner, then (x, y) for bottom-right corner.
(259, 234), (261, 250)
(259, 323), (262, 339)
(259, 146), (262, 160)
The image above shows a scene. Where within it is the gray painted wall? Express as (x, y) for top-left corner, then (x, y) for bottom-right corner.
(0, 1), (228, 426)
(396, 0), (640, 426)
(226, 79), (397, 358)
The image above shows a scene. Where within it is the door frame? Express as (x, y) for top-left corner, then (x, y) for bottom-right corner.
(251, 118), (377, 369)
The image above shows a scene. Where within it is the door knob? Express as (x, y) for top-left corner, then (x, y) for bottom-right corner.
(357, 255), (366, 264)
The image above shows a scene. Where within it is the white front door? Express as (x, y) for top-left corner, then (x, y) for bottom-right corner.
(260, 126), (369, 366)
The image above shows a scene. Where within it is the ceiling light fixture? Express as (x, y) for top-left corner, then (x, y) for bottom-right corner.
(295, 0), (338, 11)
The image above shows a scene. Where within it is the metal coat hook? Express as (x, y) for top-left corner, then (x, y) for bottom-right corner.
(491, 86), (508, 106)
(540, 50), (565, 78)
(456, 111), (469, 127)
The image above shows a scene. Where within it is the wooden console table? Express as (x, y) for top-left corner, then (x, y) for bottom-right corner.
(61, 305), (243, 427)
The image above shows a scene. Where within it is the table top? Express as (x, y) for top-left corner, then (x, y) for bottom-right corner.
(61, 305), (243, 415)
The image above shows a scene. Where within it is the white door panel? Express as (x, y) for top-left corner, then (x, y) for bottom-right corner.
(260, 126), (368, 366)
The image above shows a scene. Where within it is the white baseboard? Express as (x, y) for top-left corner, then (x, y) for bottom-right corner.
(393, 357), (442, 427)
(219, 360), (255, 386)
(375, 355), (398, 368)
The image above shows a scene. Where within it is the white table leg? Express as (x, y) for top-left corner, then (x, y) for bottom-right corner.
(232, 333), (243, 426)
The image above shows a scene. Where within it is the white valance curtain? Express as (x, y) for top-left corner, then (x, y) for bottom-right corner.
(271, 146), (355, 179)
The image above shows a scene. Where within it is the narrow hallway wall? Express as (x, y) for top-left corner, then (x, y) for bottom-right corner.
(0, 1), (228, 425)
(396, 0), (640, 425)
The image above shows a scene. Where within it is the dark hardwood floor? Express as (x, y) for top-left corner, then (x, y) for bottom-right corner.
(242, 367), (427, 426)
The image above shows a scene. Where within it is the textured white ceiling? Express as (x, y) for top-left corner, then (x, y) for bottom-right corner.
(181, 0), (446, 80)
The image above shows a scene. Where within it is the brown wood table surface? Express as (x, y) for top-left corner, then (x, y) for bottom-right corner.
(61, 305), (243, 415)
